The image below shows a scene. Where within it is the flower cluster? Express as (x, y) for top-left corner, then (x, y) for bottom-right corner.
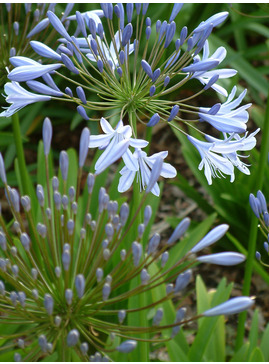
(250, 190), (269, 266)
(0, 118), (254, 361)
(0, 4), (258, 185)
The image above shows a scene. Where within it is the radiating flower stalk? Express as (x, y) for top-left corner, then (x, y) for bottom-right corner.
(250, 190), (269, 266)
(0, 118), (254, 362)
(0, 3), (78, 87)
(1, 3), (259, 186)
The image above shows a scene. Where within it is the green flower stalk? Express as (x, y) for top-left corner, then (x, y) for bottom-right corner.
(0, 118), (253, 361)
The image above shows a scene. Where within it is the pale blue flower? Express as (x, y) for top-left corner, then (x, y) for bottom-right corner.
(190, 40), (237, 96)
(199, 86), (252, 133)
(203, 296), (254, 317)
(187, 135), (235, 185)
(118, 149), (176, 196)
(0, 81), (51, 117)
(89, 118), (148, 173)
(8, 63), (62, 82)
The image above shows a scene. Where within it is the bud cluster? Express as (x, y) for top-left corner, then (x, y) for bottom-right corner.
(0, 119), (254, 361)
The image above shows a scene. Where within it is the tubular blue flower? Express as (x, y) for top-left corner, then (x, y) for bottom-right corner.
(8, 63), (62, 82)
(191, 224), (229, 253)
(89, 118), (148, 173)
(196, 252), (246, 266)
(203, 296), (254, 317)
(26, 80), (63, 97)
(30, 41), (62, 61)
(118, 149), (176, 196)
(199, 86), (251, 133)
(194, 12), (229, 34)
(187, 135), (235, 185)
(169, 4), (183, 22)
(0, 82), (51, 117)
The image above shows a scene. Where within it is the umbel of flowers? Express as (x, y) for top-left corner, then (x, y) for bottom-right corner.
(0, 118), (253, 361)
(1, 3), (259, 185)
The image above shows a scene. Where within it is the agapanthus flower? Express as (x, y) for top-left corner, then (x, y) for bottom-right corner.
(0, 4), (257, 185)
(0, 117), (254, 361)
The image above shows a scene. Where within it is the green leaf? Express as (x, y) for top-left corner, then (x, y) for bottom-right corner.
(260, 323), (269, 361)
(230, 342), (250, 362)
(246, 309), (259, 360)
(249, 347), (264, 362)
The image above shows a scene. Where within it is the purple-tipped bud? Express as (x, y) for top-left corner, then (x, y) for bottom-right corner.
(117, 67), (123, 77)
(257, 190), (267, 213)
(62, 250), (71, 271)
(119, 50), (125, 65)
(141, 60), (153, 78)
(149, 85), (156, 97)
(87, 173), (95, 193)
(10, 291), (17, 306)
(156, 20), (161, 33)
(126, 3), (134, 23)
(120, 202), (129, 225)
(175, 270), (192, 293)
(147, 113), (160, 127)
(77, 105), (89, 121)
(169, 3), (183, 22)
(264, 242), (269, 253)
(0, 259), (6, 272)
(256, 251), (261, 260)
(10, 47), (16, 57)
(122, 23), (133, 47)
(103, 248), (110, 261)
(146, 157), (163, 194)
(208, 103), (221, 115)
(165, 21), (176, 48)
(97, 23), (104, 39)
(12, 265), (19, 277)
(167, 217), (190, 244)
(197, 252), (245, 266)
(138, 223), (145, 238)
(143, 205), (152, 226)
(132, 241), (142, 266)
(145, 26), (151, 40)
(135, 3), (141, 15)
(142, 3), (149, 15)
(18, 292), (26, 307)
(152, 68), (161, 83)
(120, 249), (126, 261)
(31, 268), (38, 280)
(116, 340), (137, 353)
(187, 37), (193, 52)
(191, 224), (229, 253)
(141, 268), (150, 285)
(171, 307), (186, 338)
(38, 335), (47, 352)
(79, 128), (90, 168)
(47, 11), (72, 42)
(44, 294), (54, 315)
(153, 308), (163, 326)
(75, 11), (87, 37)
(203, 296), (254, 317)
(61, 53), (79, 74)
(88, 17), (97, 38)
(32, 289), (38, 299)
(53, 191), (61, 210)
(36, 185), (44, 207)
(97, 59), (103, 73)
(14, 353), (21, 362)
(90, 39), (98, 56)
(80, 342), (89, 355)
(20, 233), (30, 251)
(65, 87), (73, 97)
(118, 309), (126, 324)
(27, 18), (50, 38)
(55, 266), (61, 278)
(76, 86), (87, 105)
(37, 223), (47, 238)
(102, 283), (111, 301)
(67, 329), (79, 347)
(0, 154), (7, 184)
(60, 151), (69, 181)
(0, 281), (5, 295)
(161, 251), (169, 267)
(54, 316), (61, 327)
(0, 233), (7, 252)
(164, 75), (170, 87)
(65, 289), (73, 305)
(167, 104), (180, 122)
(96, 268), (103, 283)
(148, 233), (160, 254)
(42, 117), (52, 156)
(204, 74), (219, 91)
(159, 21), (168, 41)
(10, 189), (20, 212)
(13, 21), (19, 36)
(249, 193), (260, 218)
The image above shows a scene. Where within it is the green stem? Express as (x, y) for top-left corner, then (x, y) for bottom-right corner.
(11, 113), (30, 196)
(235, 88), (269, 350)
